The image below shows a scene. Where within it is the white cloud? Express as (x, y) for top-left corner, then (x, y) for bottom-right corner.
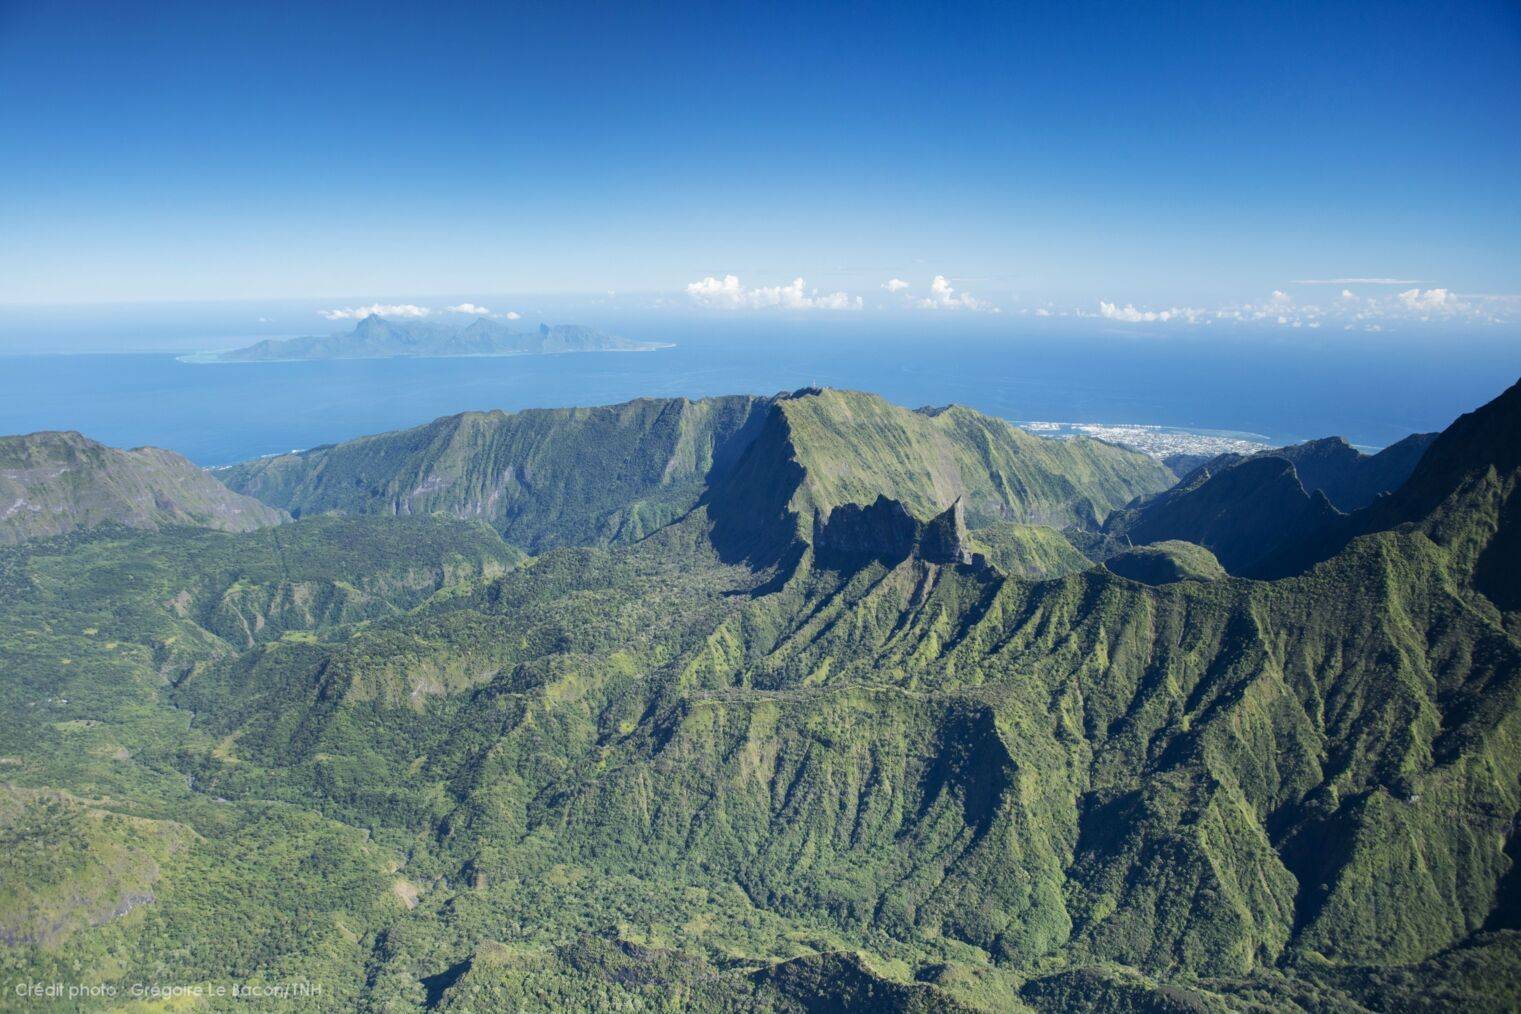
(917, 275), (999, 312)
(811, 289), (862, 310)
(1340, 289), (1357, 301)
(320, 303), (431, 321)
(684, 274), (862, 311)
(1292, 277), (1428, 285)
(1397, 287), (1460, 312)
(1097, 300), (1202, 323)
(883, 278), (910, 293)
(446, 303), (491, 315)
(1034, 307), (1051, 317)
(504, 310), (522, 320)
(1269, 289), (1292, 304)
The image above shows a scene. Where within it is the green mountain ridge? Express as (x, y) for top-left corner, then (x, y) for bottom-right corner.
(0, 381), (1518, 1010)
(222, 394), (775, 553)
(223, 388), (1174, 556)
(0, 430), (286, 544)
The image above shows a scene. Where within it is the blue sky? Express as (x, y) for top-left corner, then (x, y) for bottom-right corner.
(1, 0), (1518, 327)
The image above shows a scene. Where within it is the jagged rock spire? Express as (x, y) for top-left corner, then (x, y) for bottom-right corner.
(814, 495), (981, 568)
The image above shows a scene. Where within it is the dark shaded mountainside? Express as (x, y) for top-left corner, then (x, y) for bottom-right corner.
(1, 381), (1519, 1011)
(1101, 430), (1438, 577)
(0, 430), (285, 544)
(195, 313), (667, 363)
(1172, 433), (1437, 512)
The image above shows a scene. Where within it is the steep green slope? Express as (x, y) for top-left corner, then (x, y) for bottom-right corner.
(1256, 373), (1521, 589)
(776, 389), (1173, 529)
(0, 431), (286, 544)
(222, 394), (772, 552)
(968, 520), (1093, 579)
(0, 787), (193, 948)
(2, 382), (1519, 1011)
(705, 388), (1173, 562)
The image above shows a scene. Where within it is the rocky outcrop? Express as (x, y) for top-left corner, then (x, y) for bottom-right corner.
(814, 496), (987, 569)
(0, 431), (286, 544)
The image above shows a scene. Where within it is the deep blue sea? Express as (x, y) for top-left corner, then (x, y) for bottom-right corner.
(2, 315), (1518, 466)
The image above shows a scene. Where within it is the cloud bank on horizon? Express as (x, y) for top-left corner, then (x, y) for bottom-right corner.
(684, 275), (862, 311)
(306, 277), (1517, 333)
(684, 274), (1001, 313)
(1088, 286), (1514, 330)
(913, 276), (1000, 313)
(669, 272), (1514, 328)
(319, 303), (523, 322)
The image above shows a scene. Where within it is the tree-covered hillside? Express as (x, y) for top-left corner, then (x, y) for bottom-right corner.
(1, 382), (1518, 1011)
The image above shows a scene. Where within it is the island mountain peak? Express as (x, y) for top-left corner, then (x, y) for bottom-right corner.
(189, 314), (670, 363)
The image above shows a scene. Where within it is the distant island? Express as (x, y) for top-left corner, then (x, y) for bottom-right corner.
(183, 313), (672, 363)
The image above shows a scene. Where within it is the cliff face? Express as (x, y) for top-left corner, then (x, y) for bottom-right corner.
(222, 395), (775, 553)
(0, 431), (286, 544)
(814, 496), (981, 568)
(702, 388), (1172, 566)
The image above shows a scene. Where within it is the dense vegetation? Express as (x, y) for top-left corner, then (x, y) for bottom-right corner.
(0, 383), (1518, 1010)
(1102, 539), (1227, 585)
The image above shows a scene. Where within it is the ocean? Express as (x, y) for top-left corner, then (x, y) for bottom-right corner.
(1, 315), (1517, 465)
